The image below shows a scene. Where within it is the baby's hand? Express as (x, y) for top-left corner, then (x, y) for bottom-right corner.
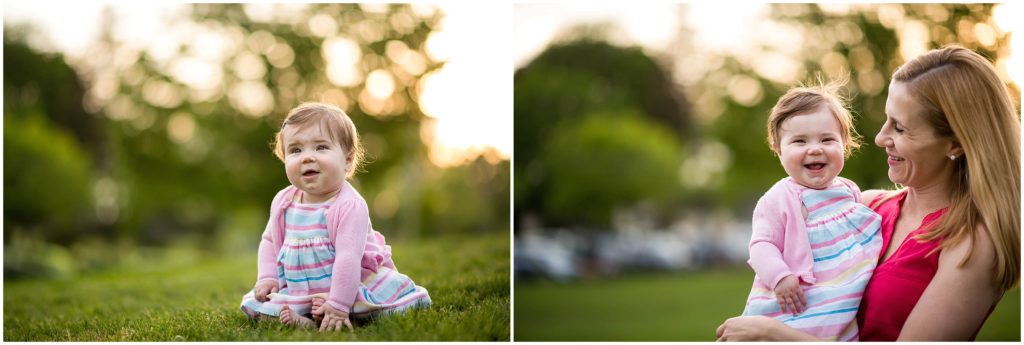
(311, 296), (326, 321)
(774, 275), (807, 315)
(318, 301), (353, 332)
(253, 280), (279, 302)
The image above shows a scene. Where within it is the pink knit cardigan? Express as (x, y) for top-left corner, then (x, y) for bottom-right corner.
(748, 177), (862, 289)
(255, 182), (394, 312)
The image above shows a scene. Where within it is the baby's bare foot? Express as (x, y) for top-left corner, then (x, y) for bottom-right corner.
(279, 305), (316, 329)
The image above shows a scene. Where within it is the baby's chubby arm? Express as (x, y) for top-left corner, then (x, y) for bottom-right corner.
(747, 188), (806, 313)
(252, 226), (280, 301)
(747, 192), (795, 290)
(254, 192), (285, 301)
(325, 198), (371, 315)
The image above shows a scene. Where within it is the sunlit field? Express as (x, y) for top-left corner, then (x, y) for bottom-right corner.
(514, 268), (1020, 341)
(4, 234), (510, 341)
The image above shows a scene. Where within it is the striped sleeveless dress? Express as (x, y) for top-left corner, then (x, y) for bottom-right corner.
(241, 197), (338, 317)
(742, 181), (883, 341)
(240, 194), (431, 319)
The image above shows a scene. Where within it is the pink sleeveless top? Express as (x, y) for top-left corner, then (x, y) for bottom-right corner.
(856, 191), (992, 340)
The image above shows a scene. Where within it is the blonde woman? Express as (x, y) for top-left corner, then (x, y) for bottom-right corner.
(717, 45), (1020, 341)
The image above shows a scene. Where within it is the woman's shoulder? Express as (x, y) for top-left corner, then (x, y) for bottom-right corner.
(940, 223), (997, 274)
(861, 189), (887, 205)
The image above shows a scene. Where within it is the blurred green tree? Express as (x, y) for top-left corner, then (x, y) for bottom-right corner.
(3, 3), (509, 271)
(690, 3), (1017, 215)
(543, 114), (681, 227)
(3, 29), (98, 244)
(514, 36), (692, 229)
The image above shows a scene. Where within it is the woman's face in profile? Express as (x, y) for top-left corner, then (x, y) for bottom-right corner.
(874, 81), (959, 187)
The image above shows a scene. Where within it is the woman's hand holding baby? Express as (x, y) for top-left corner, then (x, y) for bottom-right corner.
(774, 275), (807, 315)
(316, 300), (353, 332)
(253, 280), (279, 302)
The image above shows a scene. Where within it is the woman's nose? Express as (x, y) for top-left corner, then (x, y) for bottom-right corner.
(875, 129), (888, 147)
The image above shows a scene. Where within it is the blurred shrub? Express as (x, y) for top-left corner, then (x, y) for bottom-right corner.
(422, 158), (510, 234)
(4, 114), (93, 243)
(514, 37), (691, 229)
(543, 113), (682, 227)
(3, 232), (76, 279)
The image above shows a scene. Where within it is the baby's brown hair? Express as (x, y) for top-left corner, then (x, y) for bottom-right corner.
(766, 78), (862, 159)
(271, 102), (365, 179)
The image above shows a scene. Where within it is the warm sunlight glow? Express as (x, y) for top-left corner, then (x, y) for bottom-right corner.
(418, 3), (511, 167)
(992, 3), (1023, 88)
(991, 4), (1019, 33)
(898, 20), (930, 62)
(513, 3), (679, 68)
(687, 3), (767, 53)
(366, 69), (395, 100)
(229, 81), (275, 117)
(323, 36), (362, 87)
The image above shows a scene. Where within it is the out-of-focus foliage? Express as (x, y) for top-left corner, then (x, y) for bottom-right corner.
(3, 28), (98, 244)
(692, 3), (1017, 216)
(4, 4), (509, 279)
(514, 4), (1018, 229)
(543, 114), (681, 226)
(514, 35), (691, 229)
(4, 115), (93, 242)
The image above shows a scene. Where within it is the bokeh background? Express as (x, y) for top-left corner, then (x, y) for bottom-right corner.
(4, 3), (509, 340)
(514, 3), (1020, 341)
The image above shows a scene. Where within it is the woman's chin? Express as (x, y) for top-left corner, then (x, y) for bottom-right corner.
(887, 171), (908, 186)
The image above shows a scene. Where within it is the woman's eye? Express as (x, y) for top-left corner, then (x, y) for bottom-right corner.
(889, 121), (904, 133)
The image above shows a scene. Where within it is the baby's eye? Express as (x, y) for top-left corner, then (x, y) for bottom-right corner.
(316, 144), (328, 151)
(823, 138), (836, 142)
(289, 147), (301, 154)
(792, 139), (805, 144)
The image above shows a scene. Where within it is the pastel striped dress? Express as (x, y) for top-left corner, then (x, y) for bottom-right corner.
(240, 194), (431, 319)
(742, 181), (883, 341)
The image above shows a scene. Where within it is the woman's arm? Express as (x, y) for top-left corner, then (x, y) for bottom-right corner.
(897, 225), (1003, 340)
(716, 315), (821, 341)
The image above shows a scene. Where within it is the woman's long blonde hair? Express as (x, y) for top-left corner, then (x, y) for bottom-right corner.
(892, 45), (1020, 291)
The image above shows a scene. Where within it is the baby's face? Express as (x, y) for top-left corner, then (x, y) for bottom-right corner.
(776, 106), (846, 190)
(281, 123), (350, 203)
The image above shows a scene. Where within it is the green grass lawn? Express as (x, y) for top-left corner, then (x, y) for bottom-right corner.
(4, 233), (510, 341)
(514, 267), (1020, 341)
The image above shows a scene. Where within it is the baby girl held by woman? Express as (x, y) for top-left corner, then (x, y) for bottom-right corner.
(240, 102), (431, 331)
(741, 80), (882, 340)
